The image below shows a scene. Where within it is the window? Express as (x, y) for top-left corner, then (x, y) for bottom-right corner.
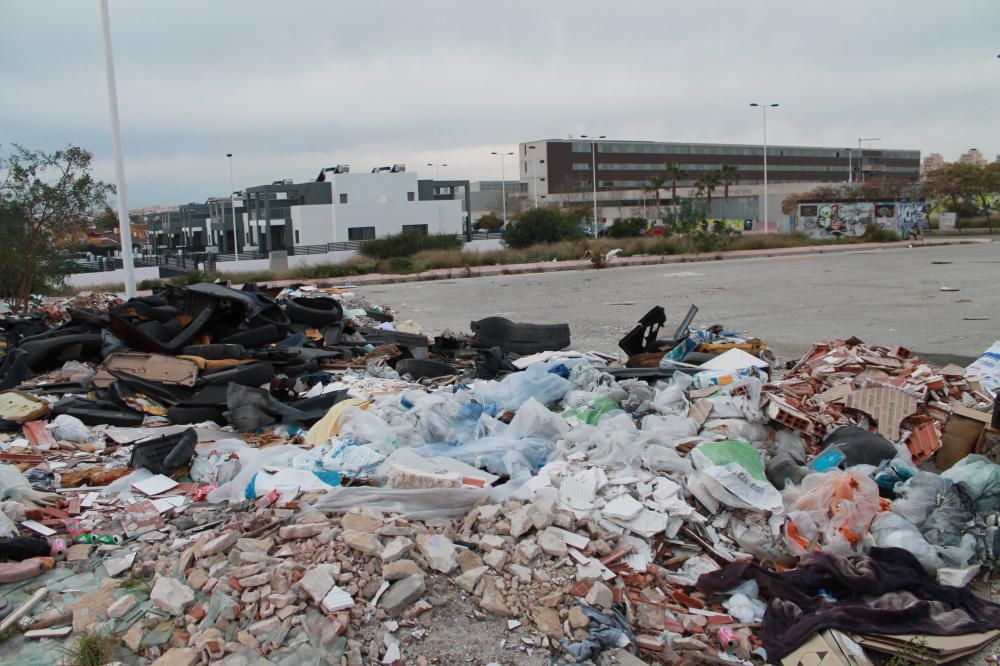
(339, 193), (348, 204)
(407, 191), (415, 201)
(295, 230), (300, 244)
(402, 224), (428, 235)
(348, 226), (375, 241)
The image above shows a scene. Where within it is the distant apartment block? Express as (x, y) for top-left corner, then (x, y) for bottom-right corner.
(519, 139), (920, 197)
(958, 148), (988, 167)
(139, 166), (468, 255)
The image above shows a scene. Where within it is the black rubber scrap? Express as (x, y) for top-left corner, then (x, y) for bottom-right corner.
(286, 297), (344, 327)
(396, 358), (459, 379)
(470, 316), (570, 355)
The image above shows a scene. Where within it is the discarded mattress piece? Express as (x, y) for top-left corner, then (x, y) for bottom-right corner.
(0, 291), (997, 666)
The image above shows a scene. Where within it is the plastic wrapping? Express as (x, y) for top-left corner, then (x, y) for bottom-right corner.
(49, 414), (92, 443)
(415, 435), (553, 476)
(472, 361), (571, 411)
(641, 444), (693, 476)
(190, 438), (250, 485)
(206, 445), (305, 504)
(0, 464), (56, 506)
(941, 455), (1000, 514)
(337, 407), (400, 453)
(775, 430), (807, 465)
(311, 485), (487, 519)
(505, 398), (569, 441)
(870, 512), (944, 574)
(782, 470), (881, 555)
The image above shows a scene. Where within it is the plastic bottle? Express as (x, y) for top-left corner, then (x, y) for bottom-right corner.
(74, 533), (122, 545)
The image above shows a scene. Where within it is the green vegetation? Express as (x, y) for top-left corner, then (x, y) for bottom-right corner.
(606, 217), (648, 238)
(1, 144), (114, 311)
(502, 207), (586, 248)
(359, 231), (462, 259)
(475, 213), (503, 231)
(66, 629), (117, 666)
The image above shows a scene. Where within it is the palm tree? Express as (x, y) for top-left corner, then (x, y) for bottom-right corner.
(664, 163), (685, 208)
(696, 171), (721, 216)
(644, 174), (667, 220)
(719, 165), (740, 219)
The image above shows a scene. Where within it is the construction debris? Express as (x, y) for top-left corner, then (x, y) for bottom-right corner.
(0, 288), (998, 665)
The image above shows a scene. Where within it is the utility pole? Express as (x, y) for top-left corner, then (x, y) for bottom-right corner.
(750, 103), (779, 233)
(98, 0), (137, 297)
(581, 134), (606, 236)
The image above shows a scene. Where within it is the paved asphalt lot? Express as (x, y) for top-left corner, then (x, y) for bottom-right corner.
(356, 241), (999, 365)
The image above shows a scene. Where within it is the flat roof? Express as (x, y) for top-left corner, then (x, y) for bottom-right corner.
(524, 138), (918, 152)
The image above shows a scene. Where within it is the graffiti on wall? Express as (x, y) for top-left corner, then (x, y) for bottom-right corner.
(799, 202), (874, 237)
(896, 202), (928, 236)
(797, 201), (927, 238)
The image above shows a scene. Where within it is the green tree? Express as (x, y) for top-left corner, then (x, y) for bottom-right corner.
(662, 199), (706, 236)
(664, 163), (685, 208)
(607, 217), (647, 238)
(502, 207), (585, 248)
(644, 174), (666, 220)
(719, 165), (740, 218)
(92, 205), (119, 231)
(695, 171), (721, 217)
(925, 162), (979, 228)
(974, 162), (1000, 233)
(475, 213), (503, 231)
(1, 144), (113, 311)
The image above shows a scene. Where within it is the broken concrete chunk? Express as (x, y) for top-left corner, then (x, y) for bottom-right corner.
(454, 565), (488, 594)
(321, 585), (355, 613)
(200, 531), (239, 558)
(380, 573), (426, 617)
(537, 527), (568, 557)
(341, 510), (383, 533)
(150, 647), (200, 666)
(483, 548), (507, 571)
(278, 523), (324, 540)
(479, 575), (513, 617)
(455, 548), (485, 572)
(416, 533), (458, 573)
(382, 559), (422, 581)
(533, 606), (564, 639)
(299, 565), (337, 603)
(584, 581), (613, 609)
(150, 576), (195, 616)
(380, 536), (413, 563)
(107, 593), (137, 619)
(341, 529), (383, 555)
(508, 506), (533, 538)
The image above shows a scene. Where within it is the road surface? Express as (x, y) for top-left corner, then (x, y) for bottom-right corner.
(354, 241), (999, 365)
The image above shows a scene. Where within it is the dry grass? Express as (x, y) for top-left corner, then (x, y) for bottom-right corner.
(63, 231), (912, 295)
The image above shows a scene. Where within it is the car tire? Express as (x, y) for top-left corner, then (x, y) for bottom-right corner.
(286, 297), (344, 328)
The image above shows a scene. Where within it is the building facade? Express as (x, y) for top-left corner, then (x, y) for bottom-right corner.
(958, 148), (987, 167)
(519, 139), (920, 197)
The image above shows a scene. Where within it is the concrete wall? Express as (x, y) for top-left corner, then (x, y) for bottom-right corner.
(287, 250), (357, 268)
(66, 265), (161, 288)
(292, 205), (335, 245)
(330, 199), (463, 242)
(214, 258), (271, 274)
(464, 238), (504, 252)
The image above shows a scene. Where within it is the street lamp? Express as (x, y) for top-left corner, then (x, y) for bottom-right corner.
(580, 134), (606, 236)
(857, 138), (881, 183)
(226, 153), (239, 261)
(490, 151), (514, 225)
(426, 162), (448, 180)
(98, 0), (137, 297)
(527, 145), (540, 208)
(749, 104), (778, 233)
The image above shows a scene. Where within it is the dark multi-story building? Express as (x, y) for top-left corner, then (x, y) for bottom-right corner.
(519, 139), (920, 196)
(141, 203), (210, 253)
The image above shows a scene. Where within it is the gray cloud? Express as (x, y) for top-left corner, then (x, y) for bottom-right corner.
(2, 0), (997, 207)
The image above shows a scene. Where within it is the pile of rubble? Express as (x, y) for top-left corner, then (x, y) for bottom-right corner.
(0, 282), (999, 666)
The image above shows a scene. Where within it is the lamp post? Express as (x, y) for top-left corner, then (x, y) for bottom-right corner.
(580, 134), (605, 236)
(749, 104), (778, 233)
(98, 0), (137, 297)
(226, 153), (239, 261)
(857, 137), (881, 183)
(426, 162), (448, 180)
(491, 151), (513, 225)
(527, 145), (539, 208)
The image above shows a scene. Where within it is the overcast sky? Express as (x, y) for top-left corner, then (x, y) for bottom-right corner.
(2, 1), (998, 208)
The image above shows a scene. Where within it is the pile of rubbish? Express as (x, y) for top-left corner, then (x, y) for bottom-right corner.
(0, 282), (998, 666)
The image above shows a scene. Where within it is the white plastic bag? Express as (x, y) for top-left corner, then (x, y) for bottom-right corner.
(49, 414), (92, 443)
(312, 485), (486, 519)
